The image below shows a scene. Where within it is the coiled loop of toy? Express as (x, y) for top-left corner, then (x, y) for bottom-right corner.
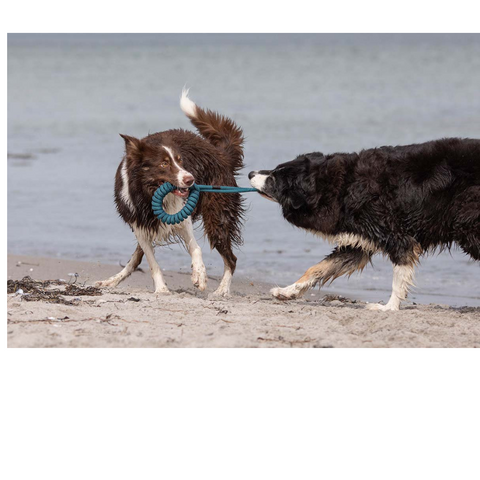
(152, 183), (201, 225)
(152, 182), (258, 225)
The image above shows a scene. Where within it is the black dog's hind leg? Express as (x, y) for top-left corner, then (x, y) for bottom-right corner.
(453, 187), (480, 261)
(271, 246), (372, 300)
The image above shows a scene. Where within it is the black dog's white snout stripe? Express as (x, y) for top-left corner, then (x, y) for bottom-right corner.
(249, 169), (272, 179)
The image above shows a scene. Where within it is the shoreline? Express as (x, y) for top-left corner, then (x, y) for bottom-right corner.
(7, 254), (480, 348)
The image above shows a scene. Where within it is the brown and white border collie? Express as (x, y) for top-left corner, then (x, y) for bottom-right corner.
(96, 90), (245, 296)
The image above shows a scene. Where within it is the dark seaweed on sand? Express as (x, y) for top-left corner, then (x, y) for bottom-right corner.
(7, 276), (102, 305)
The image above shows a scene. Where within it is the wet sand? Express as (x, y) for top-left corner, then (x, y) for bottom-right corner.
(7, 255), (480, 348)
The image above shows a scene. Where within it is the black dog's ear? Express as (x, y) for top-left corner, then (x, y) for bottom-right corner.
(288, 191), (306, 210)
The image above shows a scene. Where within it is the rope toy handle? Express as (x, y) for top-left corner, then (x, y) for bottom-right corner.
(152, 182), (258, 225)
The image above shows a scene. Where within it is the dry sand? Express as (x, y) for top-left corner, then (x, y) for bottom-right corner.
(7, 254), (480, 348)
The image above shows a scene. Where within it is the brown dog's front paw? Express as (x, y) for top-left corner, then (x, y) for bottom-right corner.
(154, 286), (170, 296)
(192, 264), (207, 291)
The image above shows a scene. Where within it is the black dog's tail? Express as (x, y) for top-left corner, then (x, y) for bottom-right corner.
(180, 88), (244, 174)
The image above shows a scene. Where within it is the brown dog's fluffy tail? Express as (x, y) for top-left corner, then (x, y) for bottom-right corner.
(180, 88), (244, 174)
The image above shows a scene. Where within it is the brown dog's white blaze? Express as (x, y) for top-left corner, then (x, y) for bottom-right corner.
(162, 145), (195, 196)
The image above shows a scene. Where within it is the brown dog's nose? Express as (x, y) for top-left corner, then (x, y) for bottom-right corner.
(183, 174), (195, 187)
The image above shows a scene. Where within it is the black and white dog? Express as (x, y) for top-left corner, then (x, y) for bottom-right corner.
(249, 138), (480, 310)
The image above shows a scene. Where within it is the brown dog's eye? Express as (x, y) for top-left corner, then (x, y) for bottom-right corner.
(160, 161), (168, 168)
(177, 156), (182, 162)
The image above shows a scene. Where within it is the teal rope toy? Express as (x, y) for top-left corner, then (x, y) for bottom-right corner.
(152, 182), (258, 225)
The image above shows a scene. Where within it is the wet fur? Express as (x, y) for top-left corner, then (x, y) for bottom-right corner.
(250, 137), (480, 309)
(98, 91), (245, 295)
(114, 128), (245, 254)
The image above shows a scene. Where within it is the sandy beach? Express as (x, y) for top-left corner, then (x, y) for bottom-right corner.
(6, 254), (480, 348)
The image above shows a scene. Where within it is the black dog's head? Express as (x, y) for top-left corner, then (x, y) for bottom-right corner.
(249, 152), (346, 231)
(249, 154), (324, 210)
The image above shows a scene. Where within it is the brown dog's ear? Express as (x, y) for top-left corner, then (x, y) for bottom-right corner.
(119, 134), (142, 156)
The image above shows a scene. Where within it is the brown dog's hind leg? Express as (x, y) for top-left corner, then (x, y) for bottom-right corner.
(95, 244), (144, 288)
(271, 246), (372, 300)
(201, 192), (244, 297)
(213, 243), (237, 297)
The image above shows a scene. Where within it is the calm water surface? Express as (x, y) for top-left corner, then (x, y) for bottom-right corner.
(8, 34), (480, 305)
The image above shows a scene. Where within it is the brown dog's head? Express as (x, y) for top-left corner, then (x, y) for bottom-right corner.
(120, 134), (195, 199)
